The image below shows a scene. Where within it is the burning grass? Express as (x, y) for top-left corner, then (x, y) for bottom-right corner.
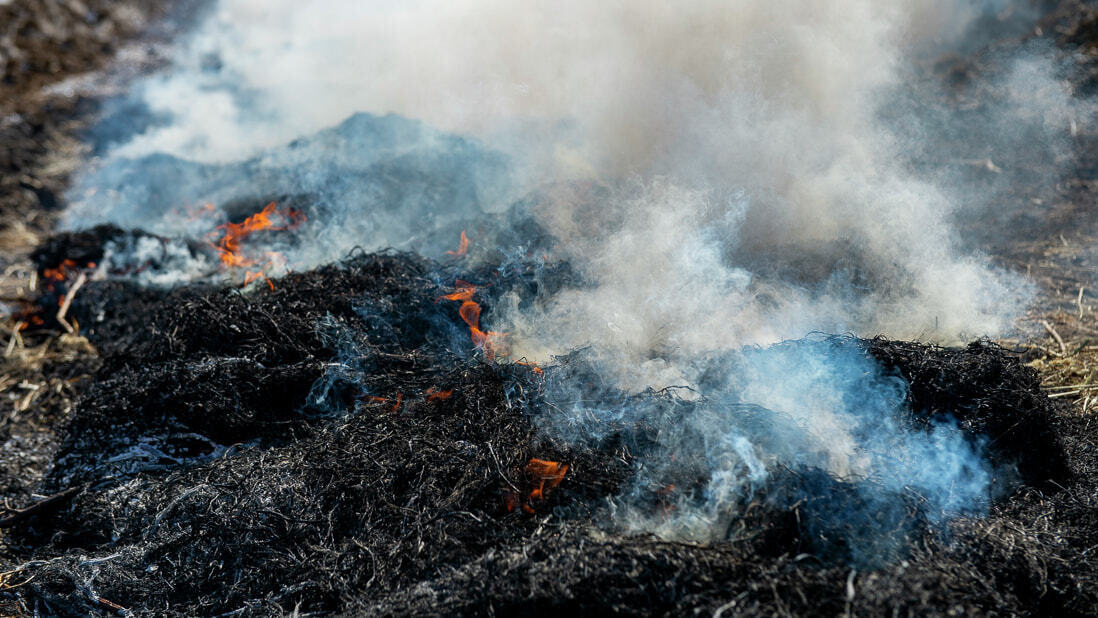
(0, 244), (1089, 616)
(2, 3), (1098, 614)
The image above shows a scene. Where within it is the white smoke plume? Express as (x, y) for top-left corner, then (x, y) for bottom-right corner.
(61, 0), (1087, 551)
(66, 0), (1067, 365)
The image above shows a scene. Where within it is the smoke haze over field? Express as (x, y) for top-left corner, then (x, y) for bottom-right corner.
(66, 0), (1084, 359)
(59, 0), (1090, 551)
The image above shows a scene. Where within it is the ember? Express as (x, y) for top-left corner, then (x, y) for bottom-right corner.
(41, 258), (79, 282)
(436, 279), (477, 303)
(425, 387), (453, 401)
(525, 458), (569, 501)
(445, 230), (469, 257)
(16, 257), (96, 331)
(515, 360), (544, 375)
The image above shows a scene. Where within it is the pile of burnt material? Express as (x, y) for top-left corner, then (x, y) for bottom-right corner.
(0, 240), (1092, 617)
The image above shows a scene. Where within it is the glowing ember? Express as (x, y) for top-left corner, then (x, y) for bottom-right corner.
(208, 201), (305, 288)
(425, 387), (453, 401)
(43, 260), (95, 306)
(42, 259), (79, 282)
(360, 393), (404, 413)
(504, 492), (521, 513)
(16, 259), (97, 330)
(445, 230), (469, 256)
(515, 360), (544, 375)
(525, 458), (568, 501)
(435, 279), (477, 303)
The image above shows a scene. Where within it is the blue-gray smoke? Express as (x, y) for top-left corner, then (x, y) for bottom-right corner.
(532, 337), (990, 564)
(56, 0), (1086, 561)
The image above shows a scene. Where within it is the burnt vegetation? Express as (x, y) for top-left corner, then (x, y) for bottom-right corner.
(0, 242), (1088, 617)
(3, 1), (1098, 616)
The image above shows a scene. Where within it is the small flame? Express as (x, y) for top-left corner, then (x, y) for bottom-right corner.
(457, 300), (506, 359)
(445, 230), (469, 257)
(506, 459), (568, 514)
(525, 458), (569, 501)
(515, 360), (544, 375)
(435, 279), (477, 303)
(242, 271), (274, 291)
(42, 259), (78, 282)
(438, 274), (506, 359)
(208, 202), (305, 288)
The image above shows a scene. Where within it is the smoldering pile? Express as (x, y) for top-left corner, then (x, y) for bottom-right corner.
(5, 1), (1098, 615)
(0, 228), (1091, 616)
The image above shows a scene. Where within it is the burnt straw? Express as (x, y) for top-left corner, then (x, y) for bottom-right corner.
(0, 244), (1090, 616)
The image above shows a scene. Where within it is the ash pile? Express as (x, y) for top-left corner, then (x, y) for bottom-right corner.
(0, 222), (1092, 616)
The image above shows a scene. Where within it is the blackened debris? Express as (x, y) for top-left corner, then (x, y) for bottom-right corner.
(868, 337), (1072, 488)
(0, 248), (1090, 617)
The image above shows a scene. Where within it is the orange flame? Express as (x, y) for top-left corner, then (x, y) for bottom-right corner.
(208, 202), (305, 288)
(445, 230), (469, 256)
(437, 276), (506, 359)
(242, 271), (275, 291)
(525, 458), (569, 501)
(435, 280), (477, 303)
(42, 259), (78, 282)
(458, 300), (506, 359)
(515, 360), (544, 375)
(507, 459), (568, 514)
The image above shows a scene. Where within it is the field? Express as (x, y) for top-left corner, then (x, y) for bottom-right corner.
(1, 1), (1098, 615)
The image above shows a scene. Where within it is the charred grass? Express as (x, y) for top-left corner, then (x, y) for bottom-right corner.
(0, 248), (1086, 616)
(2, 1), (1098, 615)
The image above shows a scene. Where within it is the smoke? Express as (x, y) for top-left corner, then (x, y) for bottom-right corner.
(59, 0), (1088, 555)
(536, 338), (991, 563)
(65, 0), (1065, 349)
